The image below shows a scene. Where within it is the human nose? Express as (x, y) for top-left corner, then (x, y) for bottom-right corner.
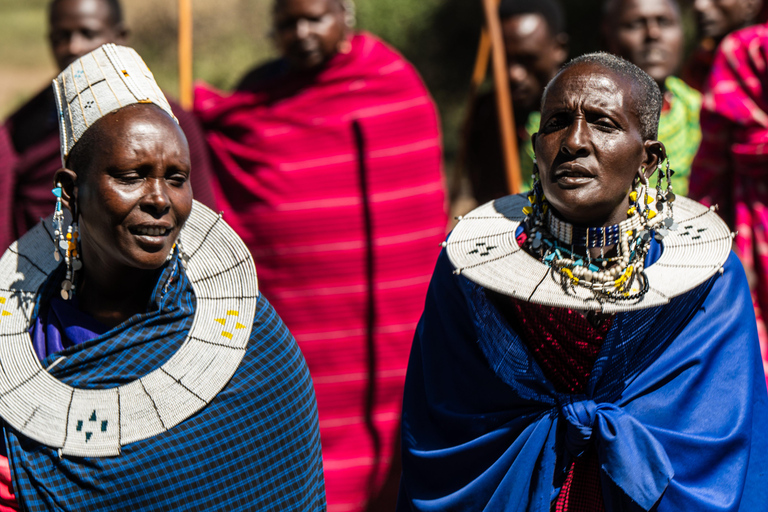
(65, 32), (90, 57)
(561, 118), (589, 156)
(143, 178), (171, 215)
(693, 0), (711, 14)
(296, 19), (311, 39)
(508, 63), (527, 85)
(646, 19), (661, 40)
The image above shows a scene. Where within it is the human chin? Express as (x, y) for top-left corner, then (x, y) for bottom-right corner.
(125, 232), (176, 269)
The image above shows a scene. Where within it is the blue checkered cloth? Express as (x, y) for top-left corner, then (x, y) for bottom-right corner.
(3, 256), (326, 511)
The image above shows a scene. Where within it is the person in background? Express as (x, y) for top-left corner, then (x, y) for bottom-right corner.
(0, 0), (216, 252)
(689, 22), (768, 389)
(603, 0), (701, 196)
(193, 0), (447, 510)
(683, 0), (763, 91)
(461, 0), (567, 207)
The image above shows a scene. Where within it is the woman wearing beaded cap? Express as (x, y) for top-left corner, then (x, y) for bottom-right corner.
(398, 52), (768, 511)
(0, 44), (326, 511)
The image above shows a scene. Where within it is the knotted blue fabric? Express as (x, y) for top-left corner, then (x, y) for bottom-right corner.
(398, 242), (768, 512)
(560, 398), (674, 510)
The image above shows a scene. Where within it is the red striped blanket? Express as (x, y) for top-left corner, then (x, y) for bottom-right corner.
(194, 32), (447, 512)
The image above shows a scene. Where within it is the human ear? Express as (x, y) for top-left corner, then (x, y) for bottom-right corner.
(640, 140), (666, 182)
(53, 168), (78, 217)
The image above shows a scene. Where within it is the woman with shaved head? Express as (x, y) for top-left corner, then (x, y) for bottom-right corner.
(398, 53), (768, 511)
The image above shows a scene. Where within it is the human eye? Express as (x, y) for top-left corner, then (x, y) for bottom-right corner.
(541, 113), (569, 133)
(591, 116), (619, 132)
(116, 171), (142, 183)
(658, 16), (675, 27)
(166, 169), (189, 186)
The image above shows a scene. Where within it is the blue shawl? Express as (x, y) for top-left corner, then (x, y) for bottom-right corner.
(4, 257), (326, 511)
(398, 247), (768, 511)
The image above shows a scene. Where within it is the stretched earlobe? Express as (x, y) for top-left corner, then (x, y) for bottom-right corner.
(53, 168), (78, 216)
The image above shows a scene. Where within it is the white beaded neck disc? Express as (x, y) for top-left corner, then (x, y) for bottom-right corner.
(446, 194), (732, 314)
(0, 201), (257, 457)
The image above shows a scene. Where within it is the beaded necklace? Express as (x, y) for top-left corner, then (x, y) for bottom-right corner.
(521, 163), (678, 300)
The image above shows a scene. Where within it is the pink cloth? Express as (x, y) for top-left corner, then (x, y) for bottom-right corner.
(689, 22), (768, 389)
(0, 456), (17, 511)
(194, 33), (447, 512)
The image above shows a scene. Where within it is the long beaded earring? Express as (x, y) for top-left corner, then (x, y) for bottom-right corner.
(653, 158), (678, 241)
(61, 222), (80, 300)
(524, 160), (547, 250)
(53, 183), (81, 300)
(52, 183), (64, 263)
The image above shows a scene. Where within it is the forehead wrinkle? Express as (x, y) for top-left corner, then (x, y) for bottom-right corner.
(544, 74), (628, 119)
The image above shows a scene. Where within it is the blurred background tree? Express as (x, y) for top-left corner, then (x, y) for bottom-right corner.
(0, 0), (695, 176)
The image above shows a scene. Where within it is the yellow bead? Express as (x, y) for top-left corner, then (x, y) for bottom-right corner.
(522, 206), (533, 215)
(629, 191), (638, 202)
(528, 195), (535, 204)
(628, 207), (637, 216)
(647, 210), (657, 219)
(645, 195), (654, 204)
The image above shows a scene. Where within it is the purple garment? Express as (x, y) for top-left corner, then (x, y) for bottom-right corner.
(30, 298), (108, 361)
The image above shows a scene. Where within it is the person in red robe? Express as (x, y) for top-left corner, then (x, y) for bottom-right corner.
(682, 0), (763, 91)
(194, 0), (447, 510)
(0, 0), (216, 251)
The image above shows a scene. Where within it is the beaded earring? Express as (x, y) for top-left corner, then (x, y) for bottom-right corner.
(523, 161), (548, 251)
(52, 183), (64, 263)
(61, 222), (81, 300)
(52, 183), (81, 300)
(652, 158), (678, 241)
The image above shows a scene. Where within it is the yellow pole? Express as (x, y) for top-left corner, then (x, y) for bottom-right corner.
(178, 0), (193, 110)
(481, 0), (522, 194)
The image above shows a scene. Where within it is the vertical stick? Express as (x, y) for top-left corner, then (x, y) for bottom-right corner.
(178, 0), (193, 110)
(481, 0), (522, 194)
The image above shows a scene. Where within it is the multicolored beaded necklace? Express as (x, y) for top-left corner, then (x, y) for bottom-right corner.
(522, 162), (678, 300)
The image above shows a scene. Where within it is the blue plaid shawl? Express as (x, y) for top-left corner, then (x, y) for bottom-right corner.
(3, 257), (326, 511)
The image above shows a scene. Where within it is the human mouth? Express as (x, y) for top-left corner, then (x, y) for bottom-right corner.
(130, 226), (172, 237)
(641, 47), (667, 64)
(553, 164), (595, 187)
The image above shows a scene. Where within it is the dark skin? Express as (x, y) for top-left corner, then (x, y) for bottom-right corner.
(533, 62), (665, 233)
(273, 0), (348, 71)
(54, 104), (193, 328)
(603, 0), (684, 89)
(502, 13), (568, 121)
(48, 0), (128, 72)
(693, 0), (762, 40)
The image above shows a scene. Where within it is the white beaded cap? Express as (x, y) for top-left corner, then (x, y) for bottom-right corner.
(52, 44), (177, 165)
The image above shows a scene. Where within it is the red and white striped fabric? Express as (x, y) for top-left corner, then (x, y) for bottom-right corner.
(194, 32), (447, 512)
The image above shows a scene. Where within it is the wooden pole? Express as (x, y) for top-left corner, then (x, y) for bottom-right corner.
(481, 0), (522, 194)
(178, 0), (193, 110)
(471, 29), (492, 91)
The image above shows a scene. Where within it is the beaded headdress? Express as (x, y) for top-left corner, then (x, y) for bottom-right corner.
(52, 44), (177, 165)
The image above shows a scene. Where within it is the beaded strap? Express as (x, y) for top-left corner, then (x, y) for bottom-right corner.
(547, 212), (643, 248)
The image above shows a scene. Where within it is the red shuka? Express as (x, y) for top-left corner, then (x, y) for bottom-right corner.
(194, 33), (447, 512)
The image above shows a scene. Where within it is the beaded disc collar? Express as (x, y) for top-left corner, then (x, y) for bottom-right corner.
(446, 194), (732, 314)
(0, 201), (257, 457)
